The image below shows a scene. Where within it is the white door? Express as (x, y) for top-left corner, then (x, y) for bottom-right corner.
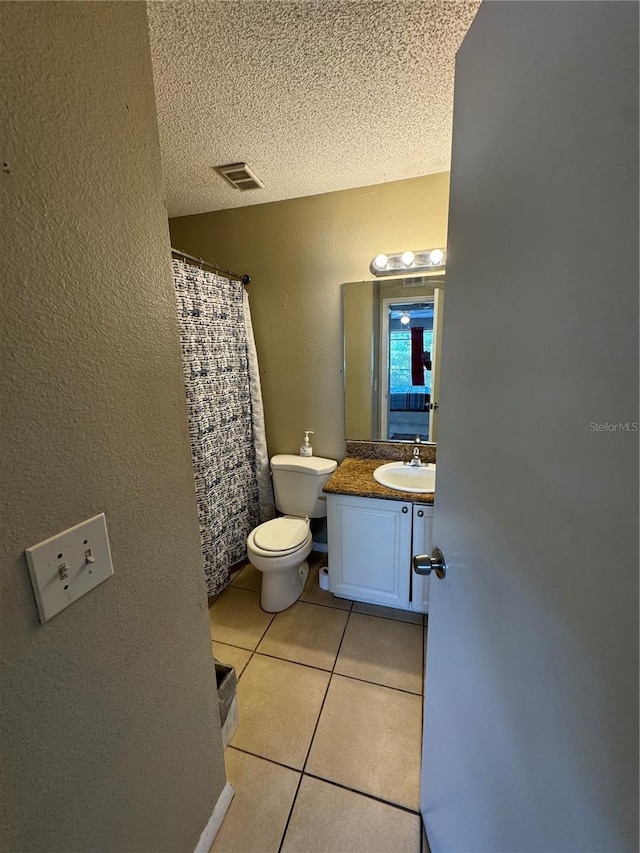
(421, 4), (638, 853)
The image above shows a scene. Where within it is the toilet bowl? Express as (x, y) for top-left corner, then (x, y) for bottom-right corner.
(247, 454), (337, 612)
(247, 516), (313, 612)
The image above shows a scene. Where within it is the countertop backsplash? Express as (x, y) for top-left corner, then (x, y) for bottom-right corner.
(345, 440), (436, 465)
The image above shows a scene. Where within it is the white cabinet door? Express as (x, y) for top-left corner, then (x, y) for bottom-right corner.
(327, 494), (412, 608)
(410, 504), (433, 613)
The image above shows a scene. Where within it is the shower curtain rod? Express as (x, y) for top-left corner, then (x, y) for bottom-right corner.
(171, 247), (251, 285)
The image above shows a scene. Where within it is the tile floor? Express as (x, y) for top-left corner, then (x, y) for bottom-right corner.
(209, 553), (428, 853)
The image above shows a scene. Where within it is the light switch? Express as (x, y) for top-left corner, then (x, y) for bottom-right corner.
(25, 513), (114, 623)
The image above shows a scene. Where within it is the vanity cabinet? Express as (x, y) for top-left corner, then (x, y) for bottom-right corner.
(327, 494), (432, 613)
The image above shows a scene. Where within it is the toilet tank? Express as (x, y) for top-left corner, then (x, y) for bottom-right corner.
(270, 455), (338, 518)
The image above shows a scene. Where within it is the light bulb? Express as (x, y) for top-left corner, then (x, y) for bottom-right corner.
(400, 312), (411, 325)
(373, 253), (388, 270)
(429, 248), (444, 265)
(401, 251), (415, 267)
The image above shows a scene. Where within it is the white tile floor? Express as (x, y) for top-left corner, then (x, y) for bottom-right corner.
(208, 554), (428, 853)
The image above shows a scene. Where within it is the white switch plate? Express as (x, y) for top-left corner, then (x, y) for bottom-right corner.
(25, 513), (114, 623)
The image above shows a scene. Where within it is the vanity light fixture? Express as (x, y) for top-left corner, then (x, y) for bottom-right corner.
(369, 248), (446, 277)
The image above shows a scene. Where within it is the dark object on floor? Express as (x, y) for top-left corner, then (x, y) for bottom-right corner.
(215, 660), (239, 747)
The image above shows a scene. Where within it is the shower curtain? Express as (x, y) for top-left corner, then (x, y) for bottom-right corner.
(173, 259), (274, 596)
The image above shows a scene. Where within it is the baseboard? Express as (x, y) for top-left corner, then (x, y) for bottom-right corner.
(312, 541), (328, 553)
(193, 782), (235, 853)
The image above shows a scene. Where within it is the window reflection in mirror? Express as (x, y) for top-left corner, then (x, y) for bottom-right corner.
(383, 298), (434, 440)
(343, 276), (445, 443)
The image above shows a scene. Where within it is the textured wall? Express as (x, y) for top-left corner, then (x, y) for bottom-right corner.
(0, 4), (225, 852)
(169, 174), (450, 462)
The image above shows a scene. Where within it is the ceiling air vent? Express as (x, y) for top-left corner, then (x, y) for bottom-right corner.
(214, 162), (264, 191)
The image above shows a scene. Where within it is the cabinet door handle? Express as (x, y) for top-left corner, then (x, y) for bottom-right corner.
(402, 506), (408, 513)
(417, 510), (424, 518)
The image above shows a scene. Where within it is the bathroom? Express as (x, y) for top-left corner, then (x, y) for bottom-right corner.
(1, 3), (637, 853)
(165, 23), (451, 845)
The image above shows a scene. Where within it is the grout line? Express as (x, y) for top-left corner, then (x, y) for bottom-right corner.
(229, 582), (261, 593)
(350, 606), (424, 627)
(237, 647), (424, 698)
(221, 590), (425, 848)
(236, 652), (253, 683)
(298, 596), (354, 613)
(227, 745), (301, 775)
(232, 588), (420, 626)
(211, 640), (257, 684)
(330, 670), (423, 697)
(236, 608), (278, 682)
(276, 605), (353, 853)
(212, 595), (275, 684)
(225, 747), (423, 822)
(275, 761), (305, 852)
(301, 607), (351, 769)
(255, 612), (276, 646)
(302, 771), (421, 817)
(246, 648), (336, 675)
(216, 637), (424, 696)
(211, 639), (255, 654)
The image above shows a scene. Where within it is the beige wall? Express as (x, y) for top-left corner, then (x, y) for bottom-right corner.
(169, 173), (450, 461)
(0, 4), (225, 852)
(344, 284), (375, 438)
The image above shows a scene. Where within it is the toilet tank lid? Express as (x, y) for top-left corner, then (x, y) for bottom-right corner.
(271, 454), (338, 475)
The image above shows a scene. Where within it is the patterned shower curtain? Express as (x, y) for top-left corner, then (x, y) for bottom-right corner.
(173, 259), (274, 596)
(243, 291), (275, 523)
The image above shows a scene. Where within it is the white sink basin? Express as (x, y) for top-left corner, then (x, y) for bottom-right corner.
(373, 462), (436, 494)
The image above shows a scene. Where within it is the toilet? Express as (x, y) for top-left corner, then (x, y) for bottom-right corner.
(247, 454), (337, 612)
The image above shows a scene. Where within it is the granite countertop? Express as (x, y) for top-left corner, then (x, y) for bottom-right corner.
(323, 457), (434, 505)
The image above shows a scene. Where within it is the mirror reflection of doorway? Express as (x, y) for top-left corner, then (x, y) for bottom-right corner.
(380, 295), (441, 441)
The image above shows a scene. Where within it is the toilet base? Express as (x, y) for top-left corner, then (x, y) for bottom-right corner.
(260, 560), (309, 613)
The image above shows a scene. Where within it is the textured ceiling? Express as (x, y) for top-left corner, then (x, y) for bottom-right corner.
(148, 1), (480, 217)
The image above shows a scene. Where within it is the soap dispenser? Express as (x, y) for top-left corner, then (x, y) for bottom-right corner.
(300, 431), (314, 457)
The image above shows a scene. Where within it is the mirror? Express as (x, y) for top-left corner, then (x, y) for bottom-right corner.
(343, 276), (445, 443)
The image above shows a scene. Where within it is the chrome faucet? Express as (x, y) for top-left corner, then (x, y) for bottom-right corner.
(406, 435), (424, 467)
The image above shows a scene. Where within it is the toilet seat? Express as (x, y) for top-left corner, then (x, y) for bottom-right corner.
(252, 517), (310, 556)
